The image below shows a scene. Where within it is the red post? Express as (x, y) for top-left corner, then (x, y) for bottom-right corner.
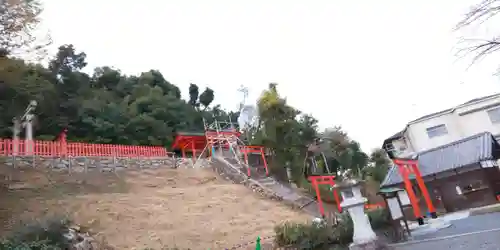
(260, 148), (269, 176)
(244, 149), (249, 165)
(310, 177), (325, 217)
(411, 163), (436, 216)
(331, 180), (342, 212)
(191, 141), (196, 162)
(393, 158), (437, 221)
(396, 162), (423, 222)
(246, 150), (252, 176)
(60, 129), (67, 157)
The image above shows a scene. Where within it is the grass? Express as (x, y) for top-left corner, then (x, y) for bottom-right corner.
(0, 165), (310, 249)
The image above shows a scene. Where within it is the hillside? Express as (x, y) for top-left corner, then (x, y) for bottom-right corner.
(0, 164), (310, 249)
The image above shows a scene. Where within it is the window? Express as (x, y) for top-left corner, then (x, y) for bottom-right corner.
(487, 107), (500, 124)
(384, 142), (395, 152)
(426, 124), (448, 138)
(461, 180), (488, 194)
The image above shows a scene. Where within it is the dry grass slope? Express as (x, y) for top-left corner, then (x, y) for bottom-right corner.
(0, 165), (310, 249)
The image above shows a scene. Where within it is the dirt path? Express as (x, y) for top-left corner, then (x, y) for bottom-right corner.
(0, 166), (310, 249)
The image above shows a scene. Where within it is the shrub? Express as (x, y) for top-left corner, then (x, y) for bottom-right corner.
(274, 208), (392, 249)
(367, 208), (391, 230)
(0, 240), (61, 250)
(274, 221), (338, 250)
(1, 215), (71, 250)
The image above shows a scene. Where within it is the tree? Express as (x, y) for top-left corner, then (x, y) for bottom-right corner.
(188, 83), (199, 108)
(199, 87), (214, 110)
(0, 44), (239, 147)
(456, 0), (500, 65)
(365, 148), (391, 184)
(320, 127), (369, 180)
(0, 43), (376, 191)
(0, 0), (51, 59)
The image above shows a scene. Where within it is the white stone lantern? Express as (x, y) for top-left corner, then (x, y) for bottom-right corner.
(335, 179), (389, 250)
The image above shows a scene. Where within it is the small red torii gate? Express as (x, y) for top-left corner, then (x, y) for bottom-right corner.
(239, 145), (269, 177)
(308, 175), (342, 216)
(393, 158), (437, 224)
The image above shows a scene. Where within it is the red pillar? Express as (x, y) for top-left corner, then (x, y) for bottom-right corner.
(191, 141), (196, 162)
(244, 149), (249, 165)
(400, 166), (423, 222)
(412, 163), (436, 217)
(329, 178), (342, 212)
(310, 177), (325, 217)
(260, 148), (269, 176)
(394, 158), (437, 222)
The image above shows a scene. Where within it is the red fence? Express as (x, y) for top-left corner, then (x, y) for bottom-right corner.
(0, 139), (170, 158)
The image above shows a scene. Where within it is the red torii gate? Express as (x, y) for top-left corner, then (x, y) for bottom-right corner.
(239, 145), (269, 177)
(393, 158), (437, 224)
(308, 175), (342, 216)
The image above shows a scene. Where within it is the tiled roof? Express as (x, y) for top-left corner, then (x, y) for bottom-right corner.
(380, 132), (500, 187)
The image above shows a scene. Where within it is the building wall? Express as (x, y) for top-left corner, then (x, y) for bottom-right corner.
(396, 95), (500, 154)
(406, 113), (463, 152)
(427, 168), (498, 212)
(456, 97), (500, 137)
(399, 167), (500, 218)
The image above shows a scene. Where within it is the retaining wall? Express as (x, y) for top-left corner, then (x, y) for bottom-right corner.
(0, 156), (175, 173)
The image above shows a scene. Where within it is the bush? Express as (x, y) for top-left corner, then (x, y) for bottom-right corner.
(367, 208), (391, 230)
(1, 215), (71, 250)
(274, 208), (392, 249)
(274, 221), (339, 250)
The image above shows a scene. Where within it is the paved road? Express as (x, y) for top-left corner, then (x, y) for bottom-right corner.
(395, 229), (500, 250)
(394, 213), (500, 250)
(413, 213), (500, 240)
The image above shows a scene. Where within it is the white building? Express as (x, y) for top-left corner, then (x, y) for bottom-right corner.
(383, 93), (500, 158)
(380, 93), (500, 213)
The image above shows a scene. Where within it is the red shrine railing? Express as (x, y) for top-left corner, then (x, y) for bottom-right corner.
(0, 139), (170, 158)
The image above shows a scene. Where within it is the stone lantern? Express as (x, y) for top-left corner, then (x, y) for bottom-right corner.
(335, 179), (389, 250)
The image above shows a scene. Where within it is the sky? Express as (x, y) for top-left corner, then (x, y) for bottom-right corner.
(39, 0), (500, 152)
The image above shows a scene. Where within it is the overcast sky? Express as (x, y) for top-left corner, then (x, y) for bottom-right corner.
(40, 0), (500, 152)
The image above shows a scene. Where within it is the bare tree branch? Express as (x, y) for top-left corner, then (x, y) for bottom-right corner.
(0, 0), (52, 61)
(455, 37), (500, 67)
(455, 0), (500, 69)
(456, 0), (500, 30)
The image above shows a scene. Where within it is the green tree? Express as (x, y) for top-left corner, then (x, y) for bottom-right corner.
(0, 44), (238, 147)
(188, 83), (199, 108)
(199, 87), (214, 110)
(321, 127), (369, 180)
(364, 148), (391, 183)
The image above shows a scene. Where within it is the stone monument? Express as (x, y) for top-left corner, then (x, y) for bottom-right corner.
(335, 179), (391, 250)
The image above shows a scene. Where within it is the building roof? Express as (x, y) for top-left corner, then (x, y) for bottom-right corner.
(382, 93), (500, 145)
(409, 93), (500, 124)
(380, 132), (500, 187)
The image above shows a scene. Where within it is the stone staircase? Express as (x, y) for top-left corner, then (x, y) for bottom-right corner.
(212, 152), (325, 218)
